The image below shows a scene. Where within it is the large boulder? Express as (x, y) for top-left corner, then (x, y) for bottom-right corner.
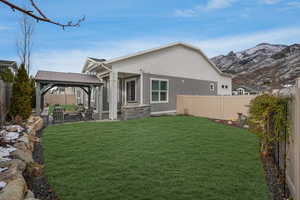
(25, 189), (35, 199)
(0, 159), (26, 172)
(0, 175), (27, 200)
(10, 149), (33, 164)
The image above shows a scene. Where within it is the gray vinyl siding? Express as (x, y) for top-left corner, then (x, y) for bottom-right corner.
(102, 76), (140, 111)
(143, 73), (218, 112)
(102, 73), (218, 113)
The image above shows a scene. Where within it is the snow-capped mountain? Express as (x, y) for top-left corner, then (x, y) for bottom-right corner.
(211, 43), (300, 90)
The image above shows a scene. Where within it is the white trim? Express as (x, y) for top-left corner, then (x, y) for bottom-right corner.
(151, 110), (176, 115)
(150, 78), (169, 104)
(125, 77), (138, 104)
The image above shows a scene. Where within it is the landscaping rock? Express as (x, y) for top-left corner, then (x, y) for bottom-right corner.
(0, 161), (23, 182)
(0, 175), (27, 200)
(6, 126), (18, 132)
(14, 142), (28, 152)
(243, 125), (250, 129)
(18, 135), (30, 144)
(25, 189), (35, 199)
(6, 125), (24, 133)
(0, 159), (26, 172)
(0, 181), (6, 189)
(4, 132), (20, 142)
(0, 145), (16, 158)
(0, 116), (44, 200)
(11, 149), (34, 164)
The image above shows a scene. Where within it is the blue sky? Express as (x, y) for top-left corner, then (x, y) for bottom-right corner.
(1, 0), (300, 75)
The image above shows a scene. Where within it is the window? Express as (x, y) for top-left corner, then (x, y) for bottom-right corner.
(151, 79), (168, 103)
(126, 79), (136, 102)
(210, 83), (215, 92)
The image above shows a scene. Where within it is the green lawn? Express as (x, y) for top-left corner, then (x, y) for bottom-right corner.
(43, 116), (268, 200)
(48, 104), (77, 115)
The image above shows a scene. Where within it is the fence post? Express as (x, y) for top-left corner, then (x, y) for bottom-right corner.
(295, 78), (300, 200)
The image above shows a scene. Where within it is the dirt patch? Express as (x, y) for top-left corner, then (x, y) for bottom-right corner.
(262, 154), (290, 200)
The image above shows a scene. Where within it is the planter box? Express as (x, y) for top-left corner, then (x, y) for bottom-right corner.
(121, 105), (151, 120)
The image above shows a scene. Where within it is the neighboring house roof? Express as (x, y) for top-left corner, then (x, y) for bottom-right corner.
(0, 60), (17, 70)
(35, 70), (101, 85)
(83, 42), (232, 78)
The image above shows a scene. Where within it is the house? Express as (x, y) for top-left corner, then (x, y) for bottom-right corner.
(0, 60), (17, 75)
(79, 42), (232, 120)
(232, 85), (260, 96)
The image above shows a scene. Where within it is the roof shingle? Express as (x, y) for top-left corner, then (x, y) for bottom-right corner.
(35, 71), (101, 84)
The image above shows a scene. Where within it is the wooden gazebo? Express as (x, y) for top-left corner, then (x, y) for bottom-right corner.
(34, 70), (103, 119)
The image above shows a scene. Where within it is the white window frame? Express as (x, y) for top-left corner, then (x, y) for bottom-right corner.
(125, 78), (137, 104)
(210, 83), (215, 92)
(150, 78), (169, 104)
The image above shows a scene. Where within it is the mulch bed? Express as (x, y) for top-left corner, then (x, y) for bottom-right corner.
(24, 129), (59, 200)
(212, 119), (290, 200)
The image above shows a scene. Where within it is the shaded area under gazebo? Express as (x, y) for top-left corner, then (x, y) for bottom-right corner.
(34, 70), (103, 120)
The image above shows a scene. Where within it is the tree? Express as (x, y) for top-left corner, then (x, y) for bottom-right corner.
(10, 64), (32, 120)
(0, 0), (85, 29)
(17, 14), (34, 74)
(0, 67), (14, 83)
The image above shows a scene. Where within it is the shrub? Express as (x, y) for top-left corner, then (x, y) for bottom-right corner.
(10, 64), (32, 120)
(248, 94), (289, 153)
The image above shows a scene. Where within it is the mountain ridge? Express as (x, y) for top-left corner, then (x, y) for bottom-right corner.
(211, 43), (300, 90)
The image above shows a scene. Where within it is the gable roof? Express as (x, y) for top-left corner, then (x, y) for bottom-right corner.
(83, 42), (232, 78)
(35, 70), (101, 85)
(0, 60), (17, 69)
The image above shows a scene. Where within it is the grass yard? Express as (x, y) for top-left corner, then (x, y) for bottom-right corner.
(43, 116), (268, 200)
(48, 104), (77, 115)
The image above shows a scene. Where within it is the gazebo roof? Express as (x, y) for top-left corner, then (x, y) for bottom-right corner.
(35, 70), (102, 85)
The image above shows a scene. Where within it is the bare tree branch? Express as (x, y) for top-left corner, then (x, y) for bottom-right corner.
(28, 0), (47, 19)
(0, 0), (85, 29)
(17, 14), (34, 74)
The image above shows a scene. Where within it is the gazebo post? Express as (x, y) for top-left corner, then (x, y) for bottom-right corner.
(35, 82), (41, 115)
(88, 87), (91, 109)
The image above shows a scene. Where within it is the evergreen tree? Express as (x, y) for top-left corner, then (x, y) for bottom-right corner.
(10, 64), (32, 120)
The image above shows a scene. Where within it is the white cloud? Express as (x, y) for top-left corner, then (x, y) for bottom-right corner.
(203, 0), (236, 10)
(31, 27), (300, 75)
(31, 40), (164, 75)
(0, 25), (11, 31)
(194, 27), (300, 56)
(262, 0), (281, 4)
(174, 0), (236, 17)
(287, 1), (300, 8)
(174, 9), (197, 17)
